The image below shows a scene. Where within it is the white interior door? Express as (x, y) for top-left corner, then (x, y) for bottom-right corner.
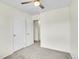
(34, 20), (40, 42)
(13, 17), (25, 51)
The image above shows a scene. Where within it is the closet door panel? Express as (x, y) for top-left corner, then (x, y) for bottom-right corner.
(13, 17), (25, 51)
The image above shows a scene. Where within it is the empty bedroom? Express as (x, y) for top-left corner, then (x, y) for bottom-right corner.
(0, 0), (78, 59)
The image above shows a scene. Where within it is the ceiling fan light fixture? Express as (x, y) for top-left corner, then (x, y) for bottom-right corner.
(34, 1), (40, 6)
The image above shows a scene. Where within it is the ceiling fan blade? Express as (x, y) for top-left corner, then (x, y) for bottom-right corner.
(21, 1), (32, 4)
(39, 4), (44, 9)
(37, 0), (40, 1)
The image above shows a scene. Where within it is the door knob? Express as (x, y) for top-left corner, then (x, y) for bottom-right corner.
(13, 34), (16, 37)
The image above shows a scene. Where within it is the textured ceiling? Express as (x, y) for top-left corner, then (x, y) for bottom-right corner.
(0, 0), (71, 15)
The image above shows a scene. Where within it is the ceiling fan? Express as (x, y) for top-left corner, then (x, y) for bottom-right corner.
(21, 0), (44, 9)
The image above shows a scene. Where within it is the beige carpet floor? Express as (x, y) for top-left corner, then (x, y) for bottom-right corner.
(4, 42), (72, 59)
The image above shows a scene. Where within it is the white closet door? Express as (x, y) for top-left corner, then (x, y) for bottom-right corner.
(13, 17), (25, 51)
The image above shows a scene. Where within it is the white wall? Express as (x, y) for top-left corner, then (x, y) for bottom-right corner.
(33, 7), (70, 52)
(70, 0), (78, 58)
(0, 2), (33, 58)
